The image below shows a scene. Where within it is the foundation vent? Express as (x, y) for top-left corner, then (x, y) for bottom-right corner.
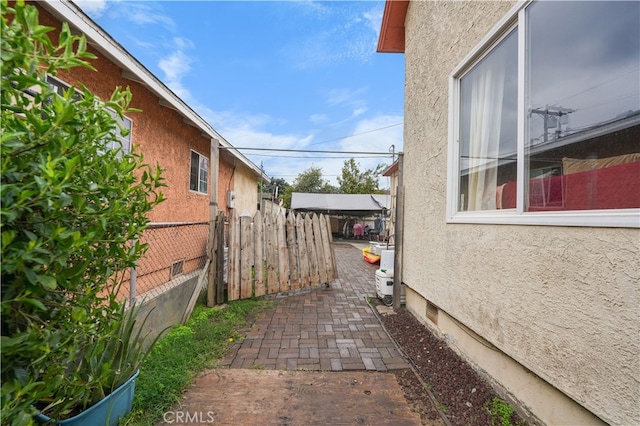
(426, 300), (439, 325)
(170, 259), (184, 278)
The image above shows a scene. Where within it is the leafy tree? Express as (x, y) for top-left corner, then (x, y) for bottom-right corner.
(290, 166), (337, 194)
(262, 177), (289, 199)
(281, 166), (338, 209)
(1, 1), (164, 422)
(337, 158), (386, 194)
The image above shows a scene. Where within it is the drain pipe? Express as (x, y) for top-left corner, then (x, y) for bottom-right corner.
(393, 153), (404, 311)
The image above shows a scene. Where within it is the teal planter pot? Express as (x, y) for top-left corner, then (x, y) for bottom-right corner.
(35, 370), (139, 426)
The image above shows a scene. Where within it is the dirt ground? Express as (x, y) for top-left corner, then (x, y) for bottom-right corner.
(377, 304), (527, 425)
(161, 369), (423, 425)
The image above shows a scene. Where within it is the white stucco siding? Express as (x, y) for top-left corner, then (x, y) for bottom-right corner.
(402, 1), (639, 425)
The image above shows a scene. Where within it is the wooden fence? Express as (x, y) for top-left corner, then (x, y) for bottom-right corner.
(209, 210), (337, 303)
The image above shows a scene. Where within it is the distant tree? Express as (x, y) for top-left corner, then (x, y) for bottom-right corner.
(283, 166), (337, 209)
(291, 166), (336, 194)
(262, 177), (290, 199)
(337, 159), (386, 194)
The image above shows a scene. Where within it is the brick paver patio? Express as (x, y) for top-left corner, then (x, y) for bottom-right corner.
(220, 242), (409, 372)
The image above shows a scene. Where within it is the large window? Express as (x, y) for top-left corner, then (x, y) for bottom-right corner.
(449, 1), (639, 227)
(190, 150), (208, 194)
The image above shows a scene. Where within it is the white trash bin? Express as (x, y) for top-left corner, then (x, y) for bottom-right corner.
(375, 269), (394, 306)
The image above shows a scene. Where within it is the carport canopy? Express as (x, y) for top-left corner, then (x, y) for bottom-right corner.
(291, 192), (390, 217)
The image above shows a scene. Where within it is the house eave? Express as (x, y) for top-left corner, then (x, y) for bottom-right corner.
(382, 160), (399, 176)
(377, 0), (409, 53)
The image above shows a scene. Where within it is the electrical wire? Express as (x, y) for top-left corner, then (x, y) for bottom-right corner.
(220, 146), (394, 155)
(246, 153), (390, 159)
(306, 122), (403, 147)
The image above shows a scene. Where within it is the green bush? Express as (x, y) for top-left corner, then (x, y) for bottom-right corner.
(1, 1), (164, 423)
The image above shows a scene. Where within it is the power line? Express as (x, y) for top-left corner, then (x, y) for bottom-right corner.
(246, 153), (389, 159)
(307, 122), (403, 146)
(219, 146), (394, 155)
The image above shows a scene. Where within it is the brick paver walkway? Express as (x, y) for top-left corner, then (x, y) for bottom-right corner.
(220, 243), (409, 372)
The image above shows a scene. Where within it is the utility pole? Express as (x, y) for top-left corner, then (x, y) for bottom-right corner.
(393, 153), (404, 311)
(207, 137), (219, 307)
(531, 105), (575, 143)
(259, 160), (264, 212)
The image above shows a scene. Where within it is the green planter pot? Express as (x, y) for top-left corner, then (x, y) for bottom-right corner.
(35, 370), (139, 426)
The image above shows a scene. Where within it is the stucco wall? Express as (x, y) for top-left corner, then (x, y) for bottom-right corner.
(233, 162), (259, 217)
(218, 151), (236, 215)
(216, 151), (259, 217)
(40, 6), (211, 225)
(402, 2), (639, 425)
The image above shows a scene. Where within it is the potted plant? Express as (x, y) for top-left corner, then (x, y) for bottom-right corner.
(1, 1), (165, 424)
(34, 300), (161, 426)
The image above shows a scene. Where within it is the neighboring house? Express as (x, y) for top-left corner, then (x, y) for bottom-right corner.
(379, 1), (639, 425)
(37, 1), (268, 304)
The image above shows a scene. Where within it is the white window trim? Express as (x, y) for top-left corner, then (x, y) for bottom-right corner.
(446, 1), (639, 228)
(105, 108), (133, 155)
(47, 75), (133, 155)
(189, 149), (208, 195)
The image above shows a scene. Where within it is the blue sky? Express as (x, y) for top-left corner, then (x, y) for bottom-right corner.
(76, 0), (404, 188)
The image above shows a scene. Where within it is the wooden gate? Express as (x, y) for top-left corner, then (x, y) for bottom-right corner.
(209, 210), (337, 303)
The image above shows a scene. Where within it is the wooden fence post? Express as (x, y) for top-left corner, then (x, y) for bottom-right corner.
(254, 211), (265, 297)
(319, 214), (335, 282)
(296, 213), (310, 288)
(265, 213), (278, 294)
(228, 211), (240, 301)
(276, 212), (289, 292)
(312, 214), (328, 284)
(304, 214), (320, 286)
(240, 215), (253, 299)
(215, 212), (225, 304)
(286, 213), (299, 289)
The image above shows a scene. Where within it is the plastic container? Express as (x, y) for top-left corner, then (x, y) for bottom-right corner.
(380, 250), (394, 271)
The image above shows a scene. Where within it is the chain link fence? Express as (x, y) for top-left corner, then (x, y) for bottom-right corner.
(118, 222), (210, 302)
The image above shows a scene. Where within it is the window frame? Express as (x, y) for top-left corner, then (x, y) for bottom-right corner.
(46, 75), (132, 155)
(189, 149), (209, 195)
(446, 1), (639, 228)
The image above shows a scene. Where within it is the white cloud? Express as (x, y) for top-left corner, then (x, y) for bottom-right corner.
(156, 37), (196, 100)
(363, 7), (383, 35)
(326, 87), (366, 106)
(309, 113), (328, 124)
(285, 2), (385, 69)
(75, 0), (107, 17)
(123, 3), (175, 29)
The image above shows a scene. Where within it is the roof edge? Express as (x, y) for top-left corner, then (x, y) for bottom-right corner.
(377, 0), (409, 53)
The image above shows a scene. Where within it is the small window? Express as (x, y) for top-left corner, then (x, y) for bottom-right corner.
(46, 75), (83, 102)
(105, 108), (132, 155)
(190, 150), (208, 194)
(46, 75), (131, 154)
